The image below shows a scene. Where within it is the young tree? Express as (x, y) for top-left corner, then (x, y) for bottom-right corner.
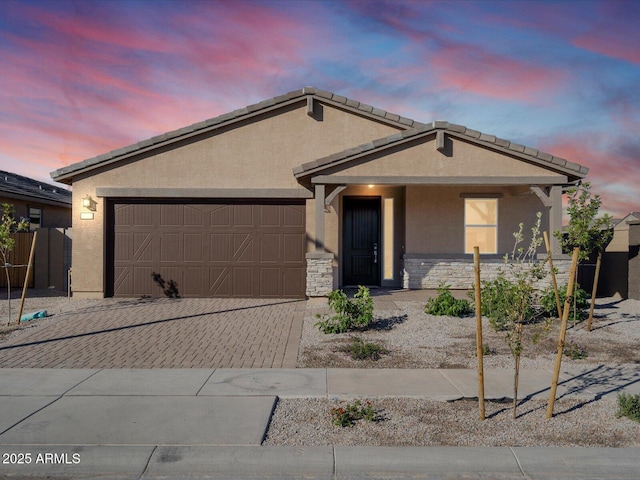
(554, 182), (612, 328)
(480, 213), (548, 419)
(0, 203), (29, 325)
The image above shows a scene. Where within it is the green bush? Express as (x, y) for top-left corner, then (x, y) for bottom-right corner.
(541, 282), (589, 319)
(617, 393), (640, 423)
(563, 341), (588, 360)
(425, 283), (472, 317)
(339, 336), (388, 361)
(472, 276), (536, 332)
(330, 400), (376, 427)
(315, 286), (374, 334)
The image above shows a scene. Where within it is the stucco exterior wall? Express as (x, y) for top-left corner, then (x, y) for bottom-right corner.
(71, 102), (401, 297)
(405, 186), (549, 256)
(331, 136), (566, 179)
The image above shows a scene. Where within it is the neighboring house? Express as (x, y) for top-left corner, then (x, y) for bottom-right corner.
(0, 170), (72, 291)
(1, 170), (71, 230)
(50, 87), (586, 299)
(602, 212), (640, 298)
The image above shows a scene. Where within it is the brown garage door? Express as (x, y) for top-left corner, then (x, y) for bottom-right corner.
(108, 201), (306, 298)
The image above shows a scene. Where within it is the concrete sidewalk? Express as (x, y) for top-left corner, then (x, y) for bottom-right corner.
(1, 367), (639, 479)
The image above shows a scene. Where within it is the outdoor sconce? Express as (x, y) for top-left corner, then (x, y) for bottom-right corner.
(82, 195), (97, 211)
(80, 194), (96, 220)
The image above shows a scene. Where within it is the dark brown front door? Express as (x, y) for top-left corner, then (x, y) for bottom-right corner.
(343, 197), (380, 286)
(107, 200), (306, 298)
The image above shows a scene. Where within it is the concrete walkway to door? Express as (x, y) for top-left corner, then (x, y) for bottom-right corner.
(0, 297), (305, 368)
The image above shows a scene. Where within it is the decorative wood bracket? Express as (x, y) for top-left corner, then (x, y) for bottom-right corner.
(325, 185), (346, 207)
(531, 186), (552, 207)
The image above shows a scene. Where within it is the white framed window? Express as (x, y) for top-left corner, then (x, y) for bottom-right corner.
(464, 198), (497, 254)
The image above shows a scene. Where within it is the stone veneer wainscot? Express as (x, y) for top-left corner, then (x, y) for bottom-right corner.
(402, 255), (572, 290)
(306, 253), (334, 297)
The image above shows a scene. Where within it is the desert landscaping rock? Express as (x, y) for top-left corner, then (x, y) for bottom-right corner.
(298, 296), (640, 369)
(264, 397), (640, 447)
(286, 295), (640, 447)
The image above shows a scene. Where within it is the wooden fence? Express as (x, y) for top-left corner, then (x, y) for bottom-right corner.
(0, 229), (71, 291)
(0, 232), (35, 288)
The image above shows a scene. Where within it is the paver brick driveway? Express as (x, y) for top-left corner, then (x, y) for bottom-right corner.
(0, 297), (305, 368)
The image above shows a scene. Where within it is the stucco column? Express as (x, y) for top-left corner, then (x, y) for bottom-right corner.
(549, 185), (563, 254)
(315, 184), (325, 252)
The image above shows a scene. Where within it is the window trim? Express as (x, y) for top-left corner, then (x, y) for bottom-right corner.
(464, 198), (498, 254)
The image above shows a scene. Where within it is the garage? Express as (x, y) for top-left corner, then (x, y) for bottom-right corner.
(107, 200), (306, 298)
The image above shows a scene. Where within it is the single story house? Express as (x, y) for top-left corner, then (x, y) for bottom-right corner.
(601, 212), (640, 299)
(1, 170), (71, 230)
(50, 87), (586, 299)
(1, 170), (72, 290)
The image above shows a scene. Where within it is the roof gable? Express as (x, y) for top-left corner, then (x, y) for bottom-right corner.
(50, 87), (421, 184)
(293, 121), (588, 183)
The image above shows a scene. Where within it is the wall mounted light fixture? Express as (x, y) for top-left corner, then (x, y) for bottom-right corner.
(80, 194), (96, 220)
(82, 194), (97, 211)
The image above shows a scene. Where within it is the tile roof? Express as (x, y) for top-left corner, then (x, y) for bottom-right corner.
(50, 87), (588, 183)
(293, 121), (588, 179)
(50, 87), (422, 183)
(1, 170), (71, 206)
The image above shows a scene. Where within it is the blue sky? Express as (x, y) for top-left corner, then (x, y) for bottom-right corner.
(1, 0), (638, 216)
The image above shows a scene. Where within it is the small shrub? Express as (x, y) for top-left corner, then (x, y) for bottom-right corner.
(315, 286), (374, 334)
(425, 283), (471, 317)
(617, 393), (640, 423)
(541, 283), (589, 319)
(476, 344), (497, 356)
(339, 336), (388, 361)
(330, 400), (376, 427)
(563, 341), (588, 360)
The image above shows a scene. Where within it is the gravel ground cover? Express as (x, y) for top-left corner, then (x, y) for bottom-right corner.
(298, 296), (640, 369)
(2, 289), (638, 447)
(276, 293), (640, 447)
(264, 397), (640, 447)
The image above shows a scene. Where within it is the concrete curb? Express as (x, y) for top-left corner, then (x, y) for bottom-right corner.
(1, 446), (639, 479)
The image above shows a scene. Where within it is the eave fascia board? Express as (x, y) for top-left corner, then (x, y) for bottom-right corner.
(311, 175), (568, 185)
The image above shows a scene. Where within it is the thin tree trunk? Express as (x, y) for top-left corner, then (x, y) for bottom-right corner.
(547, 247), (580, 419)
(587, 250), (602, 331)
(4, 266), (11, 326)
(512, 322), (523, 420)
(543, 231), (562, 319)
(473, 247), (485, 420)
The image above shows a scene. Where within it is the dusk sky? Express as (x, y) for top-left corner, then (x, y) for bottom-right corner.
(1, 0), (638, 217)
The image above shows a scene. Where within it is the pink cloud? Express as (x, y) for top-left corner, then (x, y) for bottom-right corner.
(429, 42), (569, 104)
(571, 1), (640, 65)
(0, 0), (337, 181)
(541, 134), (639, 218)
